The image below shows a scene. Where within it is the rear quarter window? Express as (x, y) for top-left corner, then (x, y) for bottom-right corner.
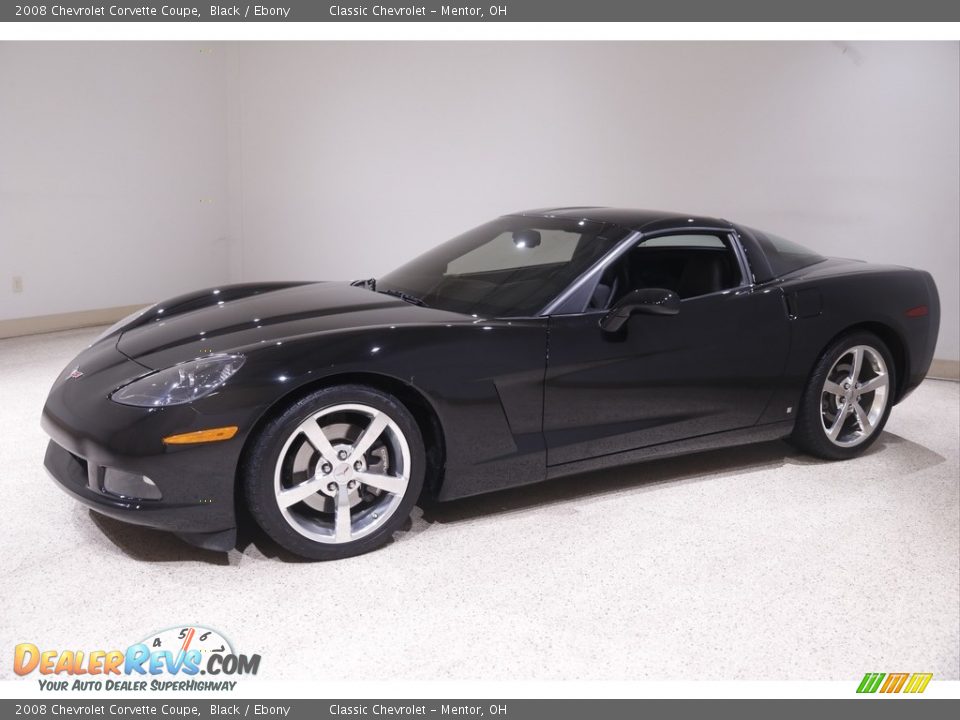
(745, 227), (826, 278)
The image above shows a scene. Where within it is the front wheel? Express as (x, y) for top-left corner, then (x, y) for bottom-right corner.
(790, 332), (896, 460)
(242, 385), (425, 560)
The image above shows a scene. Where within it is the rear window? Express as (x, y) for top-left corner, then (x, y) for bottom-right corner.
(745, 227), (826, 278)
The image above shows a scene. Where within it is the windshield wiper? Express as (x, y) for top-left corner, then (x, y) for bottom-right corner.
(377, 288), (427, 307)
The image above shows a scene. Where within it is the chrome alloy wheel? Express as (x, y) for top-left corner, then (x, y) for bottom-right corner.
(820, 345), (890, 448)
(273, 403), (411, 544)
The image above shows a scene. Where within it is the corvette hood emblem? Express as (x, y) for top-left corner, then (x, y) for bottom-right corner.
(68, 368), (83, 379)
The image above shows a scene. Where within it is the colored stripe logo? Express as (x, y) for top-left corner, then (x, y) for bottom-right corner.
(857, 672), (932, 694)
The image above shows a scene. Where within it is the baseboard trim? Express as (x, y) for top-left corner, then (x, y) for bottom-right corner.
(0, 304), (148, 340)
(928, 359), (960, 381)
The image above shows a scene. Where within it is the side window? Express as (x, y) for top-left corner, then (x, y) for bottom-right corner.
(588, 233), (743, 309)
(640, 234), (726, 249)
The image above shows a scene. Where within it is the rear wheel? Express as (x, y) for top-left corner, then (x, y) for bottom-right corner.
(242, 385), (425, 560)
(790, 332), (895, 460)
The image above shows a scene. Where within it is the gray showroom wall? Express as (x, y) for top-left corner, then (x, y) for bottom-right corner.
(2, 42), (957, 362)
(0, 43), (233, 323)
(234, 41), (959, 361)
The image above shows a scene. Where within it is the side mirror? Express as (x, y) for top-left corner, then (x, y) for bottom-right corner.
(600, 288), (680, 333)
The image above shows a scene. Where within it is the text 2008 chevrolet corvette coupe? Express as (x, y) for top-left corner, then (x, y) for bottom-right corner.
(42, 208), (940, 559)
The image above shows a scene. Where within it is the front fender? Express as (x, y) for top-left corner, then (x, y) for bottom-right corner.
(194, 320), (549, 501)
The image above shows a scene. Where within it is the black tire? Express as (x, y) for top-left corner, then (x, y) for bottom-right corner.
(790, 331), (896, 460)
(242, 384), (425, 560)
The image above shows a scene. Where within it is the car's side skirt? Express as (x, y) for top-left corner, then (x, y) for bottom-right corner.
(544, 420), (795, 481)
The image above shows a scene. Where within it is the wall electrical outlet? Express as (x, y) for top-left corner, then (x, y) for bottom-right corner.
(12, 275), (23, 293)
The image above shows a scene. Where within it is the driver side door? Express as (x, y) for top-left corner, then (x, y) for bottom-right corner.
(542, 232), (791, 467)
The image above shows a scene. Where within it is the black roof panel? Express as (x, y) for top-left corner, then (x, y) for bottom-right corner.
(513, 206), (733, 233)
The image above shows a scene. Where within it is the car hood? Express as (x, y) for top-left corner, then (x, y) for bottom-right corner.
(117, 281), (466, 369)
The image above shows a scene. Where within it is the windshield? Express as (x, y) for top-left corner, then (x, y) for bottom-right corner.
(377, 216), (629, 317)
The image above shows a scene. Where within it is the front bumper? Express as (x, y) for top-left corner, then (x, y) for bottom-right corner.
(42, 438), (237, 551)
(41, 341), (244, 551)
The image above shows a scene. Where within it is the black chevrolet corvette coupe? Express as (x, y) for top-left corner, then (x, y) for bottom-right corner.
(42, 208), (940, 559)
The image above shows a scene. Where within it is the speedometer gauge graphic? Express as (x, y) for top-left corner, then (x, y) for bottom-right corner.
(139, 625), (233, 660)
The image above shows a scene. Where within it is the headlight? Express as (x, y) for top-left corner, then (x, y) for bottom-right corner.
(111, 354), (245, 407)
(90, 304), (155, 346)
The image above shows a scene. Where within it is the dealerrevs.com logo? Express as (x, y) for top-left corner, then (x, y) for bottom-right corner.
(13, 626), (261, 692)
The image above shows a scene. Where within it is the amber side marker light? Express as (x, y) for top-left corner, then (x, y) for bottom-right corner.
(163, 426), (239, 445)
(904, 305), (929, 318)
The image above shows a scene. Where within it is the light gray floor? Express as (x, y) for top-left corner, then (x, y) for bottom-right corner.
(1, 327), (957, 681)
